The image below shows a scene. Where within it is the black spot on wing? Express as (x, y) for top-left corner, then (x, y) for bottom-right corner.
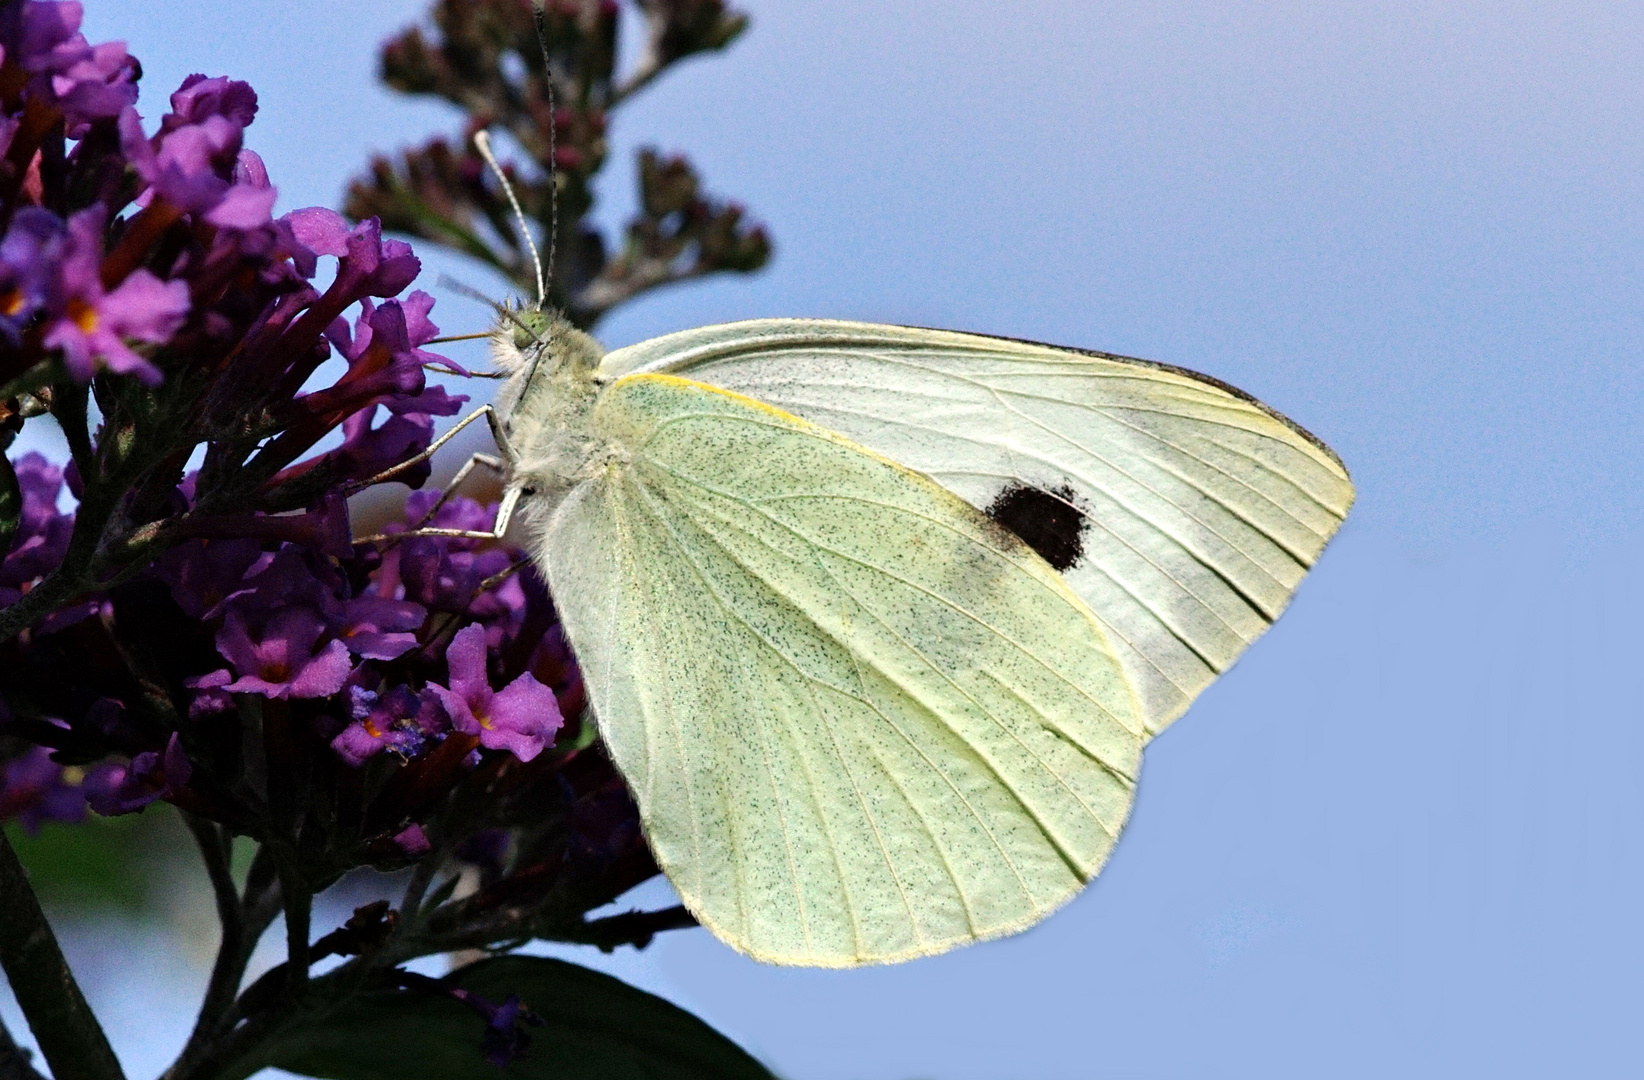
(985, 483), (1086, 572)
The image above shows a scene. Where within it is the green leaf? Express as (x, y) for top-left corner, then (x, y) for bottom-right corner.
(267, 955), (779, 1080)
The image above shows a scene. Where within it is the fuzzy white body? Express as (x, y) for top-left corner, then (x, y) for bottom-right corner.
(492, 314), (609, 525)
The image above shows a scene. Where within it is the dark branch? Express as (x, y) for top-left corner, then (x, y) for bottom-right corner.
(169, 815), (249, 1079)
(558, 905), (698, 952)
(0, 830), (126, 1080)
(0, 1016), (46, 1080)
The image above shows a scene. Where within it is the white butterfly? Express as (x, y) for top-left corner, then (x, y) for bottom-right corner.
(374, 134), (1354, 968)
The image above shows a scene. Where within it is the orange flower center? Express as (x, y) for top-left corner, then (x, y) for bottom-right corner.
(66, 297), (100, 333)
(0, 288), (25, 317)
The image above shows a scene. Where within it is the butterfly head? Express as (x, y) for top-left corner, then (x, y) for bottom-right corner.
(488, 303), (604, 387)
(490, 302), (606, 513)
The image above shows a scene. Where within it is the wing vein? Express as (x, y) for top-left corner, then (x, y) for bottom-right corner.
(625, 470), (1043, 925)
(652, 458), (1137, 735)
(612, 476), (738, 937)
(643, 465), (1131, 866)
(983, 385), (1292, 618)
(628, 479), (817, 954)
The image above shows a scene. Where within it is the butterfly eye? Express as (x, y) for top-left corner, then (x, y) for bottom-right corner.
(510, 310), (554, 351)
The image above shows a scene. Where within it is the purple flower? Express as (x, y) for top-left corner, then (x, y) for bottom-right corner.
(39, 206), (190, 384)
(333, 595), (427, 660)
(214, 608), (352, 699)
(387, 495), (520, 625)
(50, 38), (138, 132)
(85, 733), (191, 816)
(117, 75), (276, 230)
(0, 2), (137, 130)
(285, 211), (420, 299)
(162, 73), (258, 131)
(184, 669), (235, 719)
(320, 379), (466, 489)
(444, 988), (543, 1068)
(2, 1), (83, 74)
(330, 684), (443, 766)
(273, 294), (452, 448)
(149, 537), (264, 618)
(0, 745), (87, 831)
(326, 298), (430, 397)
(428, 624), (562, 763)
(332, 408), (437, 488)
(0, 207), (67, 342)
(2, 452), (74, 591)
(404, 490), (495, 540)
(221, 548), (339, 623)
(395, 289), (464, 375)
(393, 823), (431, 857)
(35, 595), (106, 633)
(396, 535), (521, 639)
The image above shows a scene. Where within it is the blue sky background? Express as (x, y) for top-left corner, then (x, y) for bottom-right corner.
(6, 2), (1644, 1078)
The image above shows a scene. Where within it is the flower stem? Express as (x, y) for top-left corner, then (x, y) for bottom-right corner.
(0, 829), (126, 1080)
(273, 851), (311, 1000)
(0, 564), (83, 643)
(169, 815), (248, 1077)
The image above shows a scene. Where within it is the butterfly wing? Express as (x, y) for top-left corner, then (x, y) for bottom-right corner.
(600, 321), (1355, 737)
(542, 373), (1144, 966)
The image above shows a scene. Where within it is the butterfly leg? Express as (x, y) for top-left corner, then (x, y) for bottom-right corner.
(353, 486), (524, 546)
(351, 406), (524, 546)
(401, 452), (507, 534)
(347, 405), (517, 495)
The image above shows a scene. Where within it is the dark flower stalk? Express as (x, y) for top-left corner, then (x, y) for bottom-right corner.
(347, 0), (770, 325)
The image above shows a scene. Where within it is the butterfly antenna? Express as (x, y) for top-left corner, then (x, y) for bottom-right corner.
(437, 274), (548, 346)
(531, 0), (559, 302)
(473, 128), (546, 309)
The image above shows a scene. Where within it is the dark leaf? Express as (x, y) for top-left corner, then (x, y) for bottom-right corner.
(267, 955), (778, 1080)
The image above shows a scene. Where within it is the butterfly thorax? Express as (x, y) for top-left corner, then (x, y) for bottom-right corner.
(492, 310), (610, 516)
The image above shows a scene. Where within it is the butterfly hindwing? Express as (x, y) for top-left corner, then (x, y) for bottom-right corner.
(542, 373), (1144, 966)
(600, 321), (1356, 737)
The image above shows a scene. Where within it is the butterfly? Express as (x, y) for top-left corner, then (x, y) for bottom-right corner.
(379, 132), (1354, 968)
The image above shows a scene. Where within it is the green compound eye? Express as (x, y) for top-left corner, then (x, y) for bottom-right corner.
(510, 308), (555, 351)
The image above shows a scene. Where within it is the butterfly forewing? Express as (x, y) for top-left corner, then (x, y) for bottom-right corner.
(599, 320), (1355, 737)
(542, 373), (1144, 966)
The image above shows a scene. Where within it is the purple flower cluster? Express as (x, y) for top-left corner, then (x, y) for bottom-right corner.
(0, 2), (763, 1073)
(0, 725), (187, 830)
(0, 482), (578, 847)
(0, 1), (582, 854)
(153, 493), (568, 773)
(0, 452), (70, 609)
